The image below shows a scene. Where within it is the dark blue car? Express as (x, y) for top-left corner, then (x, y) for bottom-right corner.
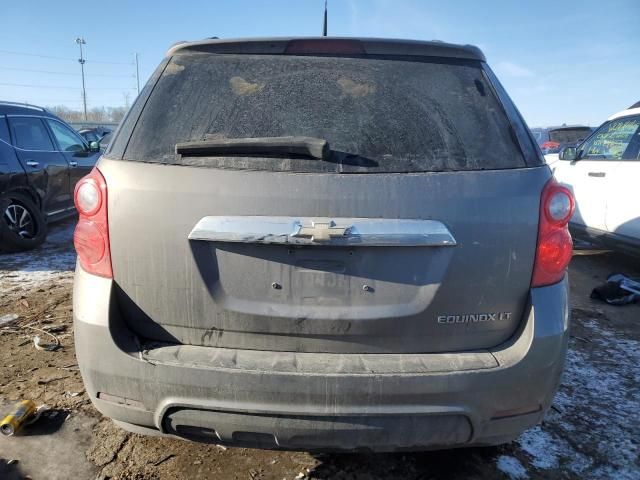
(0, 101), (102, 251)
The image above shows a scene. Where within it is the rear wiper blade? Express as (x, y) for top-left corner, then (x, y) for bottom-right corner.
(175, 136), (329, 160)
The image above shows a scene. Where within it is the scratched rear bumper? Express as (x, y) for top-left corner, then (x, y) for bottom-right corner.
(74, 264), (569, 451)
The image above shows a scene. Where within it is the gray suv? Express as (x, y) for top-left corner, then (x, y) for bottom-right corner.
(73, 37), (574, 451)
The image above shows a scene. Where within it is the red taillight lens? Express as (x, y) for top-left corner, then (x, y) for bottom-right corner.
(532, 179), (575, 287)
(73, 167), (112, 278)
(284, 39), (366, 54)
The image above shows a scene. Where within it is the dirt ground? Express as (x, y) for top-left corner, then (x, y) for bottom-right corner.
(0, 219), (638, 479)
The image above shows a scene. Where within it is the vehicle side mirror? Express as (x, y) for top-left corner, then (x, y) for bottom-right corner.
(559, 146), (577, 161)
(89, 141), (100, 152)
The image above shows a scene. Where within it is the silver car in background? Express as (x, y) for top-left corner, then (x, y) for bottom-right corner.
(72, 37), (574, 451)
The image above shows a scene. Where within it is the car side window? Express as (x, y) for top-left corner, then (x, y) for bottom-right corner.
(47, 119), (86, 152)
(8, 116), (55, 151)
(578, 117), (640, 161)
(620, 120), (640, 161)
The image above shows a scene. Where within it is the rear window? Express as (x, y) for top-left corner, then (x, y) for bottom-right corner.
(120, 54), (526, 172)
(549, 128), (592, 144)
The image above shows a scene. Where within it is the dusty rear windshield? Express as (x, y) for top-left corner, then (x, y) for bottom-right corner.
(120, 54), (526, 172)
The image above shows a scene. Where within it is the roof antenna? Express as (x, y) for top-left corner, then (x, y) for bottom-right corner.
(322, 0), (328, 36)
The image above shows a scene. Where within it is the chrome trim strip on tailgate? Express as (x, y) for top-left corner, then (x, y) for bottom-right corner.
(188, 216), (456, 246)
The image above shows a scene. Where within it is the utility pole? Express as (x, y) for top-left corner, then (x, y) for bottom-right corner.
(322, 0), (328, 36)
(134, 53), (140, 95)
(76, 37), (87, 121)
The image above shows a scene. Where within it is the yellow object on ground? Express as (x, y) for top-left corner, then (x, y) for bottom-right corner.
(0, 400), (37, 436)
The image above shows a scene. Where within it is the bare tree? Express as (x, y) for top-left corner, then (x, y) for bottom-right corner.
(46, 105), (128, 124)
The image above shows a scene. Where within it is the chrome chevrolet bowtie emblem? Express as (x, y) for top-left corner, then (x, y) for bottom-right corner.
(292, 221), (350, 242)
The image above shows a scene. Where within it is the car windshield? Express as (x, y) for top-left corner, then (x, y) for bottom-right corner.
(120, 54), (525, 173)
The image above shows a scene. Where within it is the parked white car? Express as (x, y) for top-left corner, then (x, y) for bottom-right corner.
(553, 103), (640, 255)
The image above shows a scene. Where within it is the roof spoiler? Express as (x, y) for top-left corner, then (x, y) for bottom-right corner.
(165, 37), (485, 62)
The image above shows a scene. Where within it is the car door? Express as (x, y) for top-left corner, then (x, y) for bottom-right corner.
(0, 115), (29, 195)
(553, 153), (611, 232)
(556, 117), (638, 232)
(7, 115), (71, 216)
(603, 115), (640, 242)
(45, 118), (98, 190)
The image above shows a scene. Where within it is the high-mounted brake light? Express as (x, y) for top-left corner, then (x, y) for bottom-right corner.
(73, 167), (112, 278)
(284, 39), (366, 55)
(531, 179), (574, 287)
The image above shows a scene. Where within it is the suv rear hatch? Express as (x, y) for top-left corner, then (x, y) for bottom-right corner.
(101, 39), (548, 354)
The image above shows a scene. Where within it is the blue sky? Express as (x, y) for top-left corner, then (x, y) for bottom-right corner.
(1, 0), (638, 126)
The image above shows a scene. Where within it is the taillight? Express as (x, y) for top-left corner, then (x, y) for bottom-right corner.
(531, 178), (574, 287)
(73, 167), (112, 278)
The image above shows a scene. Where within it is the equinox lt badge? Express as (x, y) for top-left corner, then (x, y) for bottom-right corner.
(437, 312), (513, 324)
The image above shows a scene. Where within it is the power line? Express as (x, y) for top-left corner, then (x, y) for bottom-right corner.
(3, 93), (125, 104)
(2, 97), (84, 105)
(0, 66), (133, 78)
(0, 82), (136, 90)
(1, 43), (140, 110)
(0, 48), (132, 65)
(90, 59), (133, 65)
(2, 95), (128, 107)
(0, 49), (74, 61)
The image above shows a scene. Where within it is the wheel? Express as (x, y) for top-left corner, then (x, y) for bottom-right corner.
(0, 192), (47, 252)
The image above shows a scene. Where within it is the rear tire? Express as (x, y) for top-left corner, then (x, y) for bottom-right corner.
(0, 192), (47, 252)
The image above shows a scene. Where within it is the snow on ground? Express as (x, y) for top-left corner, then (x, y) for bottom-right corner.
(496, 455), (528, 479)
(0, 220), (76, 292)
(498, 312), (640, 479)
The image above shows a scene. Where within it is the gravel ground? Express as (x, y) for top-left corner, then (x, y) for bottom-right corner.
(0, 219), (638, 480)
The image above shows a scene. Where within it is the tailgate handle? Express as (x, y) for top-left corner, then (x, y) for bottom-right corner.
(188, 216), (457, 247)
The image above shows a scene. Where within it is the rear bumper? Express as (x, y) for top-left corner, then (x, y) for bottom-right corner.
(74, 264), (569, 451)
